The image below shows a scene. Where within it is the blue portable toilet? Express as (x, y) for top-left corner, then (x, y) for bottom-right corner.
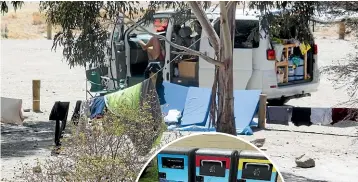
(157, 147), (198, 182)
(237, 150), (278, 182)
(195, 148), (239, 182)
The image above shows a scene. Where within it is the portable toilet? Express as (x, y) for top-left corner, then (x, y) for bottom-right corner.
(195, 148), (239, 182)
(237, 150), (278, 182)
(157, 147), (198, 182)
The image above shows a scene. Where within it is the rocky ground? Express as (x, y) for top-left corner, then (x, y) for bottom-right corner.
(1, 30), (358, 182)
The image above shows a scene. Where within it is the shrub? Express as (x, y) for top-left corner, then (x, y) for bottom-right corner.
(19, 97), (168, 181)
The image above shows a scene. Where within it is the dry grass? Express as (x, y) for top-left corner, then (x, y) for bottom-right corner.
(0, 2), (63, 39)
(32, 12), (45, 25)
(313, 23), (357, 40)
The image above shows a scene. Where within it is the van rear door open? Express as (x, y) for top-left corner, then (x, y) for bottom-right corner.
(198, 17), (260, 90)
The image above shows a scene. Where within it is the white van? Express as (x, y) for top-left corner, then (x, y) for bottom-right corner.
(105, 8), (319, 105)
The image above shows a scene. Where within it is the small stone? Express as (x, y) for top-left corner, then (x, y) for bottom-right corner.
(295, 154), (315, 168)
(286, 142), (289, 144)
(260, 147), (267, 151)
(23, 109), (31, 112)
(250, 138), (266, 148)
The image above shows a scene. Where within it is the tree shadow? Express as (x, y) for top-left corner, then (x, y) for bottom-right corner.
(1, 120), (56, 158)
(281, 172), (329, 182)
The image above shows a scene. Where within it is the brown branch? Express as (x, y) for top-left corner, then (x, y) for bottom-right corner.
(120, 11), (224, 67)
(171, 51), (221, 66)
(189, 1), (220, 55)
(226, 1), (234, 9)
(219, 2), (233, 58)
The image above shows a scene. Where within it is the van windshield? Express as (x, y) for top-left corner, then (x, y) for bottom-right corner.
(213, 19), (260, 48)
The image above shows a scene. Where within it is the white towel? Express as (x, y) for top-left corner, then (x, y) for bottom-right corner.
(311, 108), (332, 125)
(164, 109), (181, 124)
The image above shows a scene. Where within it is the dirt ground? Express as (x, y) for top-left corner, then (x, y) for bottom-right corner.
(1, 2), (358, 182)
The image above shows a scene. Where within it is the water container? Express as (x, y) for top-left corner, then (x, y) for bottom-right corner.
(288, 66), (295, 82)
(294, 58), (304, 80)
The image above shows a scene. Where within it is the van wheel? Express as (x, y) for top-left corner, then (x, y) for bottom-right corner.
(267, 98), (290, 106)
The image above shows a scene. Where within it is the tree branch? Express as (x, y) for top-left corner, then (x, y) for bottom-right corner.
(220, 1), (233, 58)
(188, 1), (220, 55)
(121, 10), (224, 67)
(226, 1), (234, 9)
(171, 51), (219, 65)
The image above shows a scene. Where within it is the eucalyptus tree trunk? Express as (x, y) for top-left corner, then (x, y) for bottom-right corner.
(189, 1), (237, 135)
(216, 1), (237, 135)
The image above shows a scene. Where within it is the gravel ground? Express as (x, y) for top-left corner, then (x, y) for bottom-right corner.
(1, 36), (358, 182)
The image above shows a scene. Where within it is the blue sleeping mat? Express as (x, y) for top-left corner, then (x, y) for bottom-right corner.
(234, 90), (261, 132)
(158, 81), (189, 114)
(180, 87), (212, 127)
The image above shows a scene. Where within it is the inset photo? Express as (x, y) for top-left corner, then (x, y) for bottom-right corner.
(137, 133), (284, 182)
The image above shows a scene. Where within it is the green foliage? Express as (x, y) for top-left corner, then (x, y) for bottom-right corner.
(249, 1), (318, 42)
(1, 1), (23, 14)
(20, 98), (166, 181)
(39, 1), (322, 68)
(39, 1), (212, 68)
(138, 158), (158, 182)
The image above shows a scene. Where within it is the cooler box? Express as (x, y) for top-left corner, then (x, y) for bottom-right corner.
(237, 150), (278, 182)
(294, 58), (304, 80)
(157, 147), (198, 182)
(195, 148), (239, 182)
(288, 66), (295, 82)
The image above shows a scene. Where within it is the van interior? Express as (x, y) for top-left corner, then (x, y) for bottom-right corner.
(269, 15), (316, 87)
(125, 21), (167, 86)
(169, 19), (202, 87)
(123, 13), (316, 88)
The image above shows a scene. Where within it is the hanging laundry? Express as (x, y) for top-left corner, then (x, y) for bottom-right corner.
(90, 96), (106, 119)
(310, 107), (332, 125)
(291, 107), (312, 126)
(71, 100), (82, 124)
(49, 101), (70, 146)
(49, 101), (70, 123)
(332, 108), (358, 125)
(299, 42), (311, 55)
(266, 106), (291, 125)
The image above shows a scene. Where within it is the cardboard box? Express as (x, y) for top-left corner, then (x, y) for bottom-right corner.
(178, 61), (197, 78)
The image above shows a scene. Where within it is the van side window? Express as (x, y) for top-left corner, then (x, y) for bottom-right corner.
(213, 19), (260, 49)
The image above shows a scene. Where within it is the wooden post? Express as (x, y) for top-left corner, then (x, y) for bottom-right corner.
(258, 94), (267, 129)
(338, 21), (346, 40)
(47, 22), (52, 40)
(32, 80), (41, 112)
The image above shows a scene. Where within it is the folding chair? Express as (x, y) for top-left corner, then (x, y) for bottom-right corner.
(86, 69), (127, 98)
(86, 69), (108, 98)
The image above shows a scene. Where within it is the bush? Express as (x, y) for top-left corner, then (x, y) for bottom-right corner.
(20, 98), (167, 181)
